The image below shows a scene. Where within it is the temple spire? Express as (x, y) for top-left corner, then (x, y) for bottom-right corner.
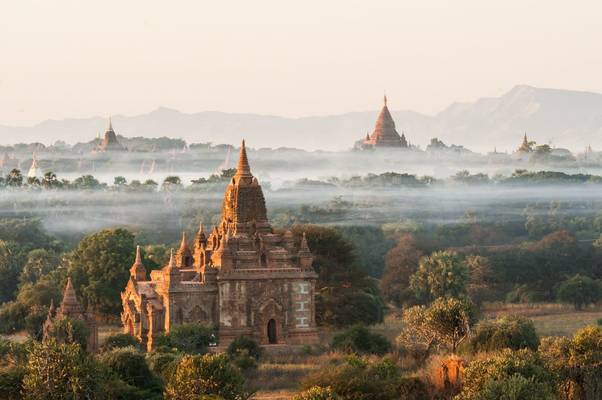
(108, 117), (113, 132)
(130, 245), (146, 281)
(384, 94), (387, 106)
(135, 245), (142, 265)
(235, 140), (252, 178)
(179, 231), (189, 252)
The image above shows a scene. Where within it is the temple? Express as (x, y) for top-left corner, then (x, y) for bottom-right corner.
(94, 119), (127, 152)
(43, 278), (99, 352)
(357, 96), (408, 149)
(121, 141), (319, 351)
(517, 133), (532, 153)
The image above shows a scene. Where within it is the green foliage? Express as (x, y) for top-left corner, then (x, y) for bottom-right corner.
(0, 240), (26, 304)
(468, 317), (539, 353)
(293, 386), (340, 400)
(539, 327), (602, 400)
(338, 225), (394, 278)
(302, 356), (428, 400)
(226, 336), (261, 371)
(18, 249), (60, 286)
(455, 349), (553, 400)
(469, 374), (555, 400)
(99, 347), (162, 397)
(155, 323), (215, 355)
(291, 225), (385, 327)
(146, 350), (182, 383)
(557, 274), (602, 310)
(410, 251), (469, 303)
(67, 228), (135, 314)
(0, 366), (25, 400)
(398, 297), (476, 357)
(331, 325), (391, 356)
(46, 317), (89, 349)
(0, 301), (28, 334)
(226, 336), (262, 360)
(164, 353), (249, 400)
(21, 339), (101, 400)
(101, 333), (141, 352)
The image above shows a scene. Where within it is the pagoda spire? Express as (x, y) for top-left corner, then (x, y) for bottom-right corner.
(179, 231), (189, 252)
(235, 140), (252, 179)
(130, 245), (146, 281)
(384, 94), (387, 107)
(60, 277), (84, 317)
(108, 117), (113, 132)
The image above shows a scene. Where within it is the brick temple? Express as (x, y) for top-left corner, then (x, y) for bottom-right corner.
(357, 96), (408, 149)
(121, 141), (319, 351)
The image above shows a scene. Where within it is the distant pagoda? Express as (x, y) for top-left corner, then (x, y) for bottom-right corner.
(94, 119), (127, 152)
(358, 96), (408, 149)
(27, 153), (42, 180)
(517, 133), (532, 153)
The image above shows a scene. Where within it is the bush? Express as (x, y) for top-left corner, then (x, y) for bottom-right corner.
(99, 347), (162, 397)
(455, 349), (553, 400)
(101, 333), (141, 352)
(473, 374), (555, 400)
(155, 323), (214, 354)
(0, 301), (27, 334)
(146, 350), (181, 383)
(226, 336), (262, 360)
(226, 336), (262, 371)
(331, 325), (391, 356)
(293, 386), (340, 400)
(557, 274), (602, 310)
(164, 353), (249, 400)
(302, 356), (427, 400)
(468, 316), (539, 353)
(597, 318), (602, 327)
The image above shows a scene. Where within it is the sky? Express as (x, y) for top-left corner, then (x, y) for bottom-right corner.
(2, 0), (602, 126)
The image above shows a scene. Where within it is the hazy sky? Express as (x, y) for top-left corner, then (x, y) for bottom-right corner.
(2, 0), (602, 126)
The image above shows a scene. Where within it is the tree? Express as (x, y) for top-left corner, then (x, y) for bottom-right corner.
(113, 176), (127, 186)
(379, 234), (423, 307)
(71, 174), (102, 190)
(0, 240), (25, 303)
(21, 339), (101, 400)
(330, 325), (391, 356)
(290, 225), (385, 327)
(410, 251), (469, 303)
(162, 176), (182, 191)
(45, 317), (89, 349)
(41, 171), (61, 189)
(19, 249), (60, 286)
(468, 316), (539, 353)
(164, 353), (249, 400)
(557, 274), (601, 310)
(397, 297), (475, 357)
(67, 228), (135, 314)
(6, 169), (23, 187)
(465, 255), (495, 305)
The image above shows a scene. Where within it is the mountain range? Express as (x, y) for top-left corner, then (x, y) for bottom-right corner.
(1, 85), (601, 152)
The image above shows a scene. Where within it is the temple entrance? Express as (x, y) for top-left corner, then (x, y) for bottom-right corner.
(267, 319), (277, 344)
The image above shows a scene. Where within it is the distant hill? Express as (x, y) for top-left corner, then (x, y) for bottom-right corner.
(1, 85), (601, 152)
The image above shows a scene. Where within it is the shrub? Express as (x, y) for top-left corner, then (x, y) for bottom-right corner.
(302, 356), (427, 400)
(468, 316), (539, 353)
(557, 275), (602, 310)
(331, 325), (391, 356)
(146, 350), (181, 383)
(155, 323), (214, 354)
(455, 349), (553, 400)
(0, 301), (27, 334)
(99, 347), (162, 397)
(473, 374), (555, 400)
(597, 318), (602, 327)
(164, 353), (249, 400)
(227, 336), (262, 360)
(293, 386), (340, 400)
(101, 333), (141, 352)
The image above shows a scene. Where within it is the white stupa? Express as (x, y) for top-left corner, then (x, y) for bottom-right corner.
(27, 154), (43, 180)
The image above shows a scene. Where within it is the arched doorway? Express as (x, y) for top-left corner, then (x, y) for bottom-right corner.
(267, 319), (277, 344)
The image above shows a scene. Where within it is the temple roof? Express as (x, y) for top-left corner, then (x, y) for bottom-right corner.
(60, 277), (84, 315)
(367, 96), (403, 147)
(96, 119), (126, 152)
